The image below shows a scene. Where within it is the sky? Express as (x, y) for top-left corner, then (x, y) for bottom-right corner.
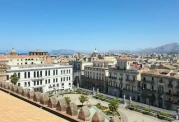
(0, 0), (179, 53)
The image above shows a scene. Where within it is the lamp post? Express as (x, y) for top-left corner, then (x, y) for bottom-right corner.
(176, 106), (179, 120)
(148, 93), (152, 108)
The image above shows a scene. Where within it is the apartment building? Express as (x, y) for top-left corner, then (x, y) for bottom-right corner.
(70, 60), (93, 86)
(6, 64), (73, 93)
(141, 69), (179, 110)
(0, 55), (43, 65)
(108, 57), (143, 100)
(82, 60), (115, 93)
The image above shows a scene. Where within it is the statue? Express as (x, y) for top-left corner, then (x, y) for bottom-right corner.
(77, 83), (79, 89)
(97, 88), (99, 94)
(129, 96), (132, 105)
(176, 106), (179, 120)
(93, 87), (95, 95)
(123, 95), (126, 105)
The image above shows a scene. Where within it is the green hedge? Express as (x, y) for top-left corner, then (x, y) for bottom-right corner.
(128, 105), (174, 122)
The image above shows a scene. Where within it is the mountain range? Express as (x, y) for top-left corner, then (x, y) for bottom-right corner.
(50, 49), (76, 55)
(109, 43), (179, 54)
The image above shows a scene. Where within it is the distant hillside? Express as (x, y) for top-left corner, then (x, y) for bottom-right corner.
(50, 49), (76, 55)
(140, 43), (179, 54)
(108, 43), (179, 54)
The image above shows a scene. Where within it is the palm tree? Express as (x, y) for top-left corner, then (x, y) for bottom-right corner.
(79, 95), (89, 106)
(108, 98), (119, 113)
(10, 73), (19, 85)
(64, 97), (71, 105)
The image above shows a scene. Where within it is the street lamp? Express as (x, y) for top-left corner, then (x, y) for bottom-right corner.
(148, 93), (152, 108)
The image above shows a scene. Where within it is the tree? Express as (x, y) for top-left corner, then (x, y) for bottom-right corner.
(64, 97), (71, 105)
(79, 95), (89, 106)
(108, 98), (119, 113)
(10, 73), (19, 85)
(102, 96), (107, 100)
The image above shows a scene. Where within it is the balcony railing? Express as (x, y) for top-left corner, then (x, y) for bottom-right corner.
(123, 88), (138, 93)
(109, 76), (117, 79)
(142, 79), (154, 84)
(165, 92), (179, 97)
(165, 100), (179, 106)
(31, 77), (44, 81)
(141, 88), (156, 94)
(168, 84), (173, 88)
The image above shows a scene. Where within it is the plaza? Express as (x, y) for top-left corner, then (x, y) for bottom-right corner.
(62, 93), (169, 122)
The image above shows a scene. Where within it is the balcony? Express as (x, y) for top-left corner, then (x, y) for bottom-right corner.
(109, 76), (117, 80)
(126, 79), (135, 82)
(141, 88), (156, 94)
(165, 100), (179, 106)
(31, 77), (44, 81)
(123, 88), (138, 93)
(142, 79), (154, 84)
(176, 86), (179, 89)
(165, 92), (179, 97)
(168, 84), (173, 88)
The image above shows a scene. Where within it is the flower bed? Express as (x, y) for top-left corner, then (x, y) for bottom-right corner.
(127, 104), (174, 122)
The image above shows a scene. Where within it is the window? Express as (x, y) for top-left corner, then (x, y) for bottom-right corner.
(28, 82), (30, 86)
(28, 72), (30, 78)
(69, 77), (70, 81)
(57, 84), (59, 87)
(40, 71), (42, 76)
(53, 84), (55, 87)
(18, 83), (20, 86)
(34, 81), (36, 86)
(24, 72), (27, 78)
(69, 83), (71, 86)
(151, 85), (154, 90)
(67, 70), (68, 74)
(53, 70), (55, 75)
(45, 71), (47, 76)
(63, 70), (65, 74)
(61, 70), (63, 74)
(18, 73), (20, 78)
(37, 81), (39, 85)
(69, 70), (70, 74)
(152, 77), (154, 81)
(24, 82), (27, 87)
(56, 70), (58, 75)
(61, 78), (63, 81)
(45, 80), (47, 84)
(53, 79), (55, 83)
(37, 71), (39, 77)
(143, 84), (146, 89)
(67, 77), (68, 81)
(56, 78), (58, 82)
(48, 70), (50, 76)
(63, 77), (65, 81)
(40, 80), (42, 85)
(48, 79), (50, 84)
(34, 71), (36, 78)
(62, 83), (64, 86)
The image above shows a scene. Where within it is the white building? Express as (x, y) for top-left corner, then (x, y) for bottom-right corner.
(6, 64), (73, 93)
(0, 55), (44, 65)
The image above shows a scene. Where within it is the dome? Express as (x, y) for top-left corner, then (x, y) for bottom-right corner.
(10, 48), (16, 55)
(36, 47), (41, 52)
(93, 48), (98, 54)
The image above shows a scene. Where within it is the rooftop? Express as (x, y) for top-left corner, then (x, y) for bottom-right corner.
(94, 59), (114, 63)
(0, 55), (39, 59)
(0, 91), (68, 122)
(7, 64), (73, 71)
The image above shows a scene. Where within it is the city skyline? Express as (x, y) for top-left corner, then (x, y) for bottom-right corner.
(0, 0), (179, 52)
